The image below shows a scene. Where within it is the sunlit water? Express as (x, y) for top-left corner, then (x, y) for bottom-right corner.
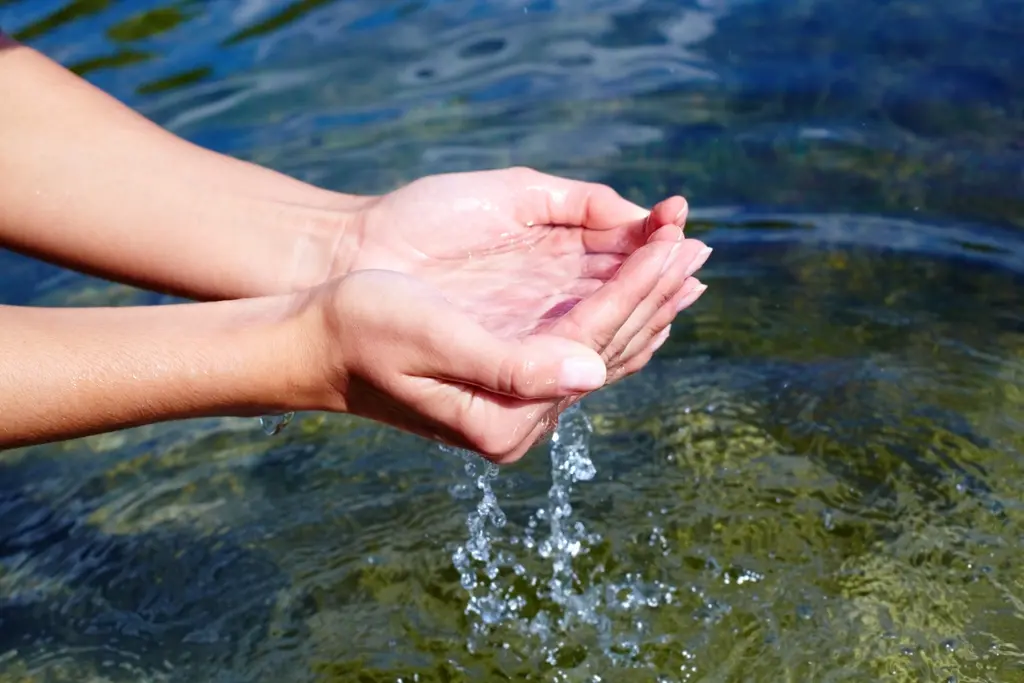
(1, 0), (1023, 681)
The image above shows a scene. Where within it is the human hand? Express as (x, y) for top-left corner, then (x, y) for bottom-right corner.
(330, 167), (711, 381)
(299, 231), (707, 462)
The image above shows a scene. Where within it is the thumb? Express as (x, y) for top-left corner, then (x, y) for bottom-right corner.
(433, 330), (608, 400)
(358, 270), (608, 399)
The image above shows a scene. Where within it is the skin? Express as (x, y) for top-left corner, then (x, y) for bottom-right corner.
(0, 36), (710, 463)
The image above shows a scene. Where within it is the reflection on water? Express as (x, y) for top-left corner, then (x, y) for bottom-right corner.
(1, 0), (1023, 681)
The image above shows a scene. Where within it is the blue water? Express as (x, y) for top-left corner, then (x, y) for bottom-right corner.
(1, 1), (1023, 682)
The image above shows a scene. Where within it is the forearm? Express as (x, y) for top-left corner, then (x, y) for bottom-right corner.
(0, 38), (365, 301)
(0, 297), (319, 449)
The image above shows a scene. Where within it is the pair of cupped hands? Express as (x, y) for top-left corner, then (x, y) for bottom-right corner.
(294, 168), (710, 463)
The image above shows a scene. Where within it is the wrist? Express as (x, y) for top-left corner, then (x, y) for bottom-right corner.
(183, 289), (351, 421)
(277, 281), (355, 417)
(263, 190), (372, 296)
(212, 293), (327, 417)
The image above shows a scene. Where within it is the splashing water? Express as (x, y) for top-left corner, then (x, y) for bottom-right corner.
(450, 404), (679, 669)
(450, 454), (512, 630)
(521, 403), (602, 632)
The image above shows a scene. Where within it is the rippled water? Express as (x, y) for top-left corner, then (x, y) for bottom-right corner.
(2, 1), (1023, 681)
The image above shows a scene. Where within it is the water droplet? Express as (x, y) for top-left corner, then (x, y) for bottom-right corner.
(259, 412), (294, 435)
(822, 509), (835, 530)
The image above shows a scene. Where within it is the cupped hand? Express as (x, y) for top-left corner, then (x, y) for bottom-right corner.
(302, 231), (707, 463)
(332, 167), (712, 378)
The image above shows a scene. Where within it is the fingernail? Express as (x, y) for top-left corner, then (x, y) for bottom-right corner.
(676, 282), (708, 312)
(660, 242), (682, 274)
(652, 325), (672, 352)
(558, 357), (607, 392)
(675, 206), (688, 225)
(682, 246), (713, 278)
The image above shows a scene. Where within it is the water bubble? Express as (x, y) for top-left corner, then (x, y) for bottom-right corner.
(822, 509), (835, 530)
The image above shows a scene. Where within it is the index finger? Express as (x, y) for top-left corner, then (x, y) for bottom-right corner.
(579, 195), (690, 254)
(511, 169), (689, 254)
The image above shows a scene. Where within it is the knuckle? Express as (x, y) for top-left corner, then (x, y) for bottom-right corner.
(613, 342), (640, 369)
(622, 349), (654, 377)
(589, 301), (622, 350)
(588, 181), (619, 202)
(647, 308), (675, 335)
(452, 392), (486, 442)
(553, 315), (588, 345)
(495, 353), (534, 397)
(580, 183), (615, 226)
(654, 284), (676, 311)
(658, 269), (688, 305)
(607, 365), (626, 382)
(509, 165), (539, 181)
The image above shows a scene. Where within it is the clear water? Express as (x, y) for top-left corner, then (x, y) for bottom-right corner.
(1, 1), (1023, 682)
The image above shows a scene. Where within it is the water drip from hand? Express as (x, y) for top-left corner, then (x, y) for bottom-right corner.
(449, 403), (676, 668)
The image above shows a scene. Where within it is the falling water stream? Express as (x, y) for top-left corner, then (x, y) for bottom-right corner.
(449, 404), (682, 673)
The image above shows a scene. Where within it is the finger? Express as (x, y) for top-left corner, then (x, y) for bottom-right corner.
(388, 376), (554, 462)
(544, 238), (679, 354)
(601, 242), (711, 363)
(349, 378), (478, 451)
(659, 196), (689, 228)
(516, 168), (688, 235)
(610, 332), (663, 383)
(673, 277), (709, 315)
(463, 276), (706, 463)
(417, 310), (610, 399)
(614, 277), (710, 381)
(612, 276), (707, 371)
(512, 168), (648, 230)
(651, 324), (673, 354)
(497, 404), (563, 463)
(482, 391), (595, 464)
(488, 391), (592, 464)
(610, 324), (672, 383)
(365, 274), (611, 399)
(647, 222), (684, 244)
(580, 196), (691, 255)
(510, 167), (688, 240)
(339, 272), (574, 461)
(579, 226), (680, 280)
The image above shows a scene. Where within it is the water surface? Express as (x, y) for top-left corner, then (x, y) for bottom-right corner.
(1, 1), (1022, 681)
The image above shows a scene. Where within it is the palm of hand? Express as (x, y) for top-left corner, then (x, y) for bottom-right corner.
(346, 170), (640, 339)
